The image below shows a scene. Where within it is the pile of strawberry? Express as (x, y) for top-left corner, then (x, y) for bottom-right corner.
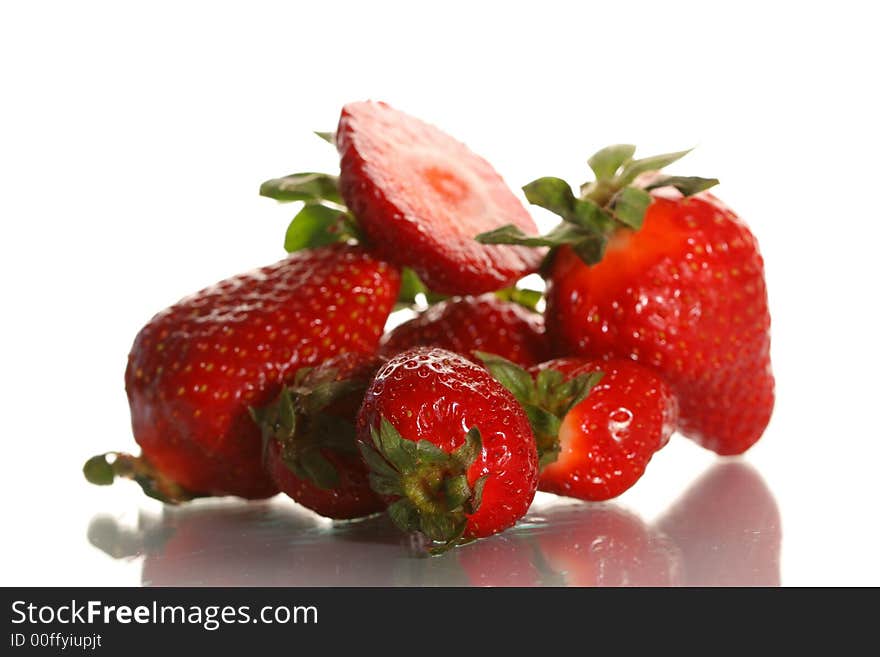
(85, 101), (774, 550)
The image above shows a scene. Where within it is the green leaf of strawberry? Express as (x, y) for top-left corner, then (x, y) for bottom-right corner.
(251, 364), (372, 491)
(644, 175), (720, 196)
(476, 144), (719, 266)
(259, 171), (342, 204)
(393, 268), (450, 310)
(443, 474), (472, 510)
(612, 187), (652, 230)
(587, 144), (636, 180)
(475, 351), (603, 467)
(493, 286), (543, 312)
(522, 176), (577, 216)
(284, 203), (355, 253)
(298, 449), (340, 490)
(617, 148), (692, 186)
(476, 352), (535, 402)
(476, 222), (586, 248)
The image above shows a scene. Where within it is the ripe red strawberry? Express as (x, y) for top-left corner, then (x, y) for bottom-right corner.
(480, 354), (676, 501)
(255, 352), (387, 519)
(547, 192), (772, 455)
(356, 347), (539, 548)
(380, 293), (548, 367)
(336, 101), (544, 295)
(84, 244), (400, 501)
(479, 145), (773, 454)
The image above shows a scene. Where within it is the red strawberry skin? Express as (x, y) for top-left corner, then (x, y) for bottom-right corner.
(531, 358), (677, 501)
(337, 101), (543, 295)
(380, 294), (548, 367)
(126, 245), (400, 499)
(265, 352), (387, 520)
(357, 347), (539, 539)
(547, 191), (773, 455)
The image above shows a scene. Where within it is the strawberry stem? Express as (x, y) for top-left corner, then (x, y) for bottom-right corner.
(402, 470), (446, 516)
(83, 452), (197, 504)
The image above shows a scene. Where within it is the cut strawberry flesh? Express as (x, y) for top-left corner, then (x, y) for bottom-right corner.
(337, 101), (543, 294)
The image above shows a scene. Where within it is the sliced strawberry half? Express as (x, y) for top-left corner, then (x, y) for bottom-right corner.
(336, 101), (544, 295)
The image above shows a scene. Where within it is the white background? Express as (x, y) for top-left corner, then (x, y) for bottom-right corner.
(1, 1), (878, 586)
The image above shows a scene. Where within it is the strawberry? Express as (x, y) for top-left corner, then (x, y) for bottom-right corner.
(478, 145), (773, 455)
(479, 354), (676, 501)
(84, 244), (400, 501)
(356, 347), (539, 548)
(380, 293), (548, 367)
(336, 101), (544, 295)
(254, 352), (387, 519)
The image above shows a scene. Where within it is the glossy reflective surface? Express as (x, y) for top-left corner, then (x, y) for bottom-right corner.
(85, 462), (779, 587)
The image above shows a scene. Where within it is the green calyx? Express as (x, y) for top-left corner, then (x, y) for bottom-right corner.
(395, 267), (450, 311)
(476, 144), (719, 265)
(475, 352), (603, 468)
(82, 452), (198, 504)
(396, 274), (544, 314)
(493, 286), (544, 312)
(360, 418), (488, 550)
(250, 367), (366, 490)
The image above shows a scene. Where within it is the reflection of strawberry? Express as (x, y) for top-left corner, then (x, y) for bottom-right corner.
(380, 294), (547, 367)
(478, 145), (773, 455)
(357, 347), (538, 548)
(137, 504), (319, 586)
(89, 504), (407, 586)
(87, 464), (779, 586)
(256, 352), (387, 519)
(657, 462), (781, 586)
(532, 505), (681, 587)
(337, 101), (543, 295)
(85, 245), (400, 501)
(456, 534), (542, 586)
(480, 354), (676, 501)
